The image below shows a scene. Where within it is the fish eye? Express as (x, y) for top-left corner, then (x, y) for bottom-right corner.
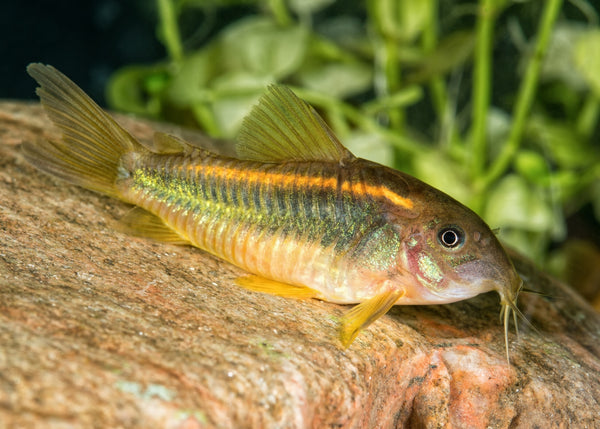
(438, 225), (465, 249)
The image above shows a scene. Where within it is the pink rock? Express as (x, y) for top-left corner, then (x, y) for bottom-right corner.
(1, 101), (599, 428)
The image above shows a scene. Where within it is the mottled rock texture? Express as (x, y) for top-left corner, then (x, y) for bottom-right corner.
(1, 101), (599, 428)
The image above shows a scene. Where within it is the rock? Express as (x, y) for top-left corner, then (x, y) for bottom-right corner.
(1, 101), (599, 428)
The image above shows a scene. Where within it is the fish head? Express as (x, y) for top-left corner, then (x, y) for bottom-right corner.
(356, 162), (522, 311)
(385, 170), (523, 360)
(361, 164), (523, 359)
(397, 183), (521, 306)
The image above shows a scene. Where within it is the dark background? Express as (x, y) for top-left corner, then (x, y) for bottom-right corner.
(1, 1), (161, 105)
(4, 0), (599, 108)
(1, 0), (263, 106)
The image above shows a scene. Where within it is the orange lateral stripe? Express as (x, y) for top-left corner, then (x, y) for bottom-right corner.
(368, 186), (414, 210)
(187, 163), (414, 210)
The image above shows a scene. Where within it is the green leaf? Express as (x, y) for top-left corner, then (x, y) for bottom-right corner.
(514, 150), (550, 185)
(210, 72), (272, 137)
(212, 93), (264, 138)
(371, 0), (433, 41)
(397, 0), (432, 41)
(574, 28), (600, 96)
(411, 150), (471, 205)
(486, 108), (511, 159)
(296, 61), (372, 98)
(220, 17), (309, 79)
(493, 229), (550, 263)
(107, 66), (168, 117)
(527, 116), (592, 169)
(483, 175), (555, 233)
(483, 175), (566, 261)
(211, 72), (273, 93)
(288, 0), (334, 16)
(363, 86), (423, 114)
(405, 31), (475, 84)
(166, 47), (220, 106)
(542, 23), (587, 90)
(550, 170), (582, 203)
(343, 132), (394, 167)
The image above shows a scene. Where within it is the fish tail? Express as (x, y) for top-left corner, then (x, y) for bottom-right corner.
(23, 63), (142, 199)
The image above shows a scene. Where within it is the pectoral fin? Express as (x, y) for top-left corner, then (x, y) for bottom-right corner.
(235, 275), (320, 299)
(118, 207), (190, 244)
(340, 289), (405, 347)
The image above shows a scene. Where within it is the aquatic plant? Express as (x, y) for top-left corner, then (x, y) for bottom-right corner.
(107, 0), (600, 268)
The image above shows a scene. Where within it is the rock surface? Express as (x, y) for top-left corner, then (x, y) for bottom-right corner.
(1, 101), (599, 428)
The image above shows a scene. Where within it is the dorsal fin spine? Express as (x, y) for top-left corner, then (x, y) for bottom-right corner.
(236, 84), (355, 164)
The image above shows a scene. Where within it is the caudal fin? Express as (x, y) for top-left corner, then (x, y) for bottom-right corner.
(23, 63), (142, 198)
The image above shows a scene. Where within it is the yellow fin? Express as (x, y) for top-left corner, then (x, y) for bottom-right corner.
(235, 275), (320, 299)
(141, 132), (226, 161)
(23, 63), (140, 199)
(236, 85), (355, 164)
(340, 289), (405, 347)
(119, 207), (189, 244)
(146, 132), (187, 154)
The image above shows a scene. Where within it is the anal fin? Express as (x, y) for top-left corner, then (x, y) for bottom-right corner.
(119, 207), (190, 245)
(340, 289), (405, 347)
(235, 275), (320, 299)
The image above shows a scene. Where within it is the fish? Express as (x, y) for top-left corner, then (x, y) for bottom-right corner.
(23, 63), (524, 361)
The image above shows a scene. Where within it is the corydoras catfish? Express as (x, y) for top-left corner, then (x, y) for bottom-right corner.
(23, 63), (524, 361)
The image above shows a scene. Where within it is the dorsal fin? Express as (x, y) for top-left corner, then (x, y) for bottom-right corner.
(236, 85), (355, 164)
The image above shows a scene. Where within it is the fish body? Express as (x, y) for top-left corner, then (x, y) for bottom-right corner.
(122, 153), (513, 307)
(24, 64), (523, 356)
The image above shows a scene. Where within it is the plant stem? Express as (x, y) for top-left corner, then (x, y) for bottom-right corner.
(268, 0), (292, 26)
(422, 0), (447, 118)
(157, 0), (184, 63)
(369, 0), (406, 167)
(479, 0), (563, 192)
(577, 93), (600, 139)
(191, 103), (221, 138)
(470, 0), (496, 179)
(382, 36), (404, 131)
(422, 0), (463, 154)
